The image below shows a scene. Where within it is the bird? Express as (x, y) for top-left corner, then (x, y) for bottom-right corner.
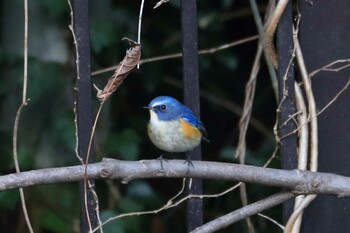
(144, 96), (208, 158)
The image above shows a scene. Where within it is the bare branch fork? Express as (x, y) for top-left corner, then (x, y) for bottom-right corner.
(1, 159), (350, 197)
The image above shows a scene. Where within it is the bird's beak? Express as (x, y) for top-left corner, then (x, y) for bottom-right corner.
(143, 106), (153, 110)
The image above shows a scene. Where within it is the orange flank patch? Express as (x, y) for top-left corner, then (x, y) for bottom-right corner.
(180, 119), (201, 139)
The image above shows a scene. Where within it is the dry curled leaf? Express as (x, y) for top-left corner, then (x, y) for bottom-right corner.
(95, 38), (141, 101)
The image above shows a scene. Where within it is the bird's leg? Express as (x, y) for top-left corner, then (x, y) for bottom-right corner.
(184, 153), (194, 174)
(157, 154), (168, 170)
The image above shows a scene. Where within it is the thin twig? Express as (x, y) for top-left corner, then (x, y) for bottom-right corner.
(13, 103), (33, 233)
(284, 195), (317, 233)
(137, 0), (145, 68)
(83, 103), (102, 233)
(93, 178), (187, 232)
(233, 5), (277, 231)
(83, 58), (128, 233)
(90, 188), (104, 233)
(153, 0), (169, 9)
(12, 0), (34, 232)
(197, 35), (258, 55)
(250, 0), (279, 100)
(67, 0), (83, 164)
(191, 192), (294, 233)
(309, 59), (350, 77)
(262, 145), (279, 168)
(264, 0), (290, 68)
(316, 77), (350, 116)
(294, 29), (318, 173)
(235, 41), (263, 233)
(295, 83), (308, 171)
(288, 82), (309, 233)
(93, 181), (241, 232)
(23, 0), (28, 103)
(279, 77), (350, 141)
(258, 213), (285, 230)
(68, 0), (97, 231)
(281, 110), (302, 128)
(284, 26), (319, 233)
(272, 27), (297, 168)
(91, 35), (259, 76)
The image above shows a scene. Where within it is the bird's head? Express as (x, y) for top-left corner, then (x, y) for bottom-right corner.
(144, 96), (183, 121)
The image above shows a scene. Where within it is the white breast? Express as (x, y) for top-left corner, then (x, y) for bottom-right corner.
(147, 111), (201, 152)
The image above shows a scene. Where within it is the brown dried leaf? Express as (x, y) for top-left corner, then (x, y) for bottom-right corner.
(96, 38), (141, 101)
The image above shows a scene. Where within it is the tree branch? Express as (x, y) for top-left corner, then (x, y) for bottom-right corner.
(1, 159), (350, 197)
(191, 192), (294, 233)
(91, 35), (259, 76)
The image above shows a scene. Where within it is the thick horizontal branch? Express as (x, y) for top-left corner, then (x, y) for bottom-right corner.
(1, 159), (350, 197)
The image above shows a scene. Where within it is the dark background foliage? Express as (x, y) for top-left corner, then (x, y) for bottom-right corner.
(0, 0), (280, 232)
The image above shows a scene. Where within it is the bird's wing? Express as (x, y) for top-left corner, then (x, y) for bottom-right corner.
(181, 111), (209, 142)
(196, 120), (209, 142)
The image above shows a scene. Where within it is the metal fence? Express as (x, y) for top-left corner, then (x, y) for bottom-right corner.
(72, 0), (204, 232)
(72, 1), (350, 232)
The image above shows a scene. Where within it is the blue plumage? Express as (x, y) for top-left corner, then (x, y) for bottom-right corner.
(145, 96), (208, 153)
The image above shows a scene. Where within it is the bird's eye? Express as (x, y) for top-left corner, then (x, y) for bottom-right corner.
(160, 105), (167, 111)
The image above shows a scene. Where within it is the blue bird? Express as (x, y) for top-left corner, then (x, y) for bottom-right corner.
(144, 96), (208, 154)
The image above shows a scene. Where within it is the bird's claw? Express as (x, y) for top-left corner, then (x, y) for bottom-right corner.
(157, 154), (168, 170)
(184, 154), (194, 174)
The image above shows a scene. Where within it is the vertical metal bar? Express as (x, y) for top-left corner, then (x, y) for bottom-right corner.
(276, 0), (297, 223)
(180, 0), (203, 231)
(299, 1), (350, 232)
(72, 0), (97, 232)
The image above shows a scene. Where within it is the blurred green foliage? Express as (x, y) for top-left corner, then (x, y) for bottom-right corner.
(0, 0), (280, 232)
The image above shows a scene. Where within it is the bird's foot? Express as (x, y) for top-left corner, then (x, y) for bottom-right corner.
(184, 154), (194, 174)
(157, 154), (168, 170)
